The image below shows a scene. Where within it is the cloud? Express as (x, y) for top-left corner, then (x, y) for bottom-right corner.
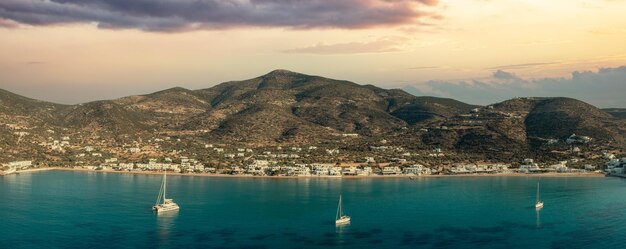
(0, 18), (19, 28)
(0, 0), (441, 32)
(486, 62), (559, 70)
(492, 70), (524, 81)
(409, 66), (440, 70)
(0, 18), (18, 28)
(405, 66), (626, 108)
(284, 37), (409, 54)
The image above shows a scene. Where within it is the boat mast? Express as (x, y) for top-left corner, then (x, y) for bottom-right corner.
(339, 195), (343, 218)
(163, 169), (167, 204)
(155, 177), (164, 206)
(336, 195), (342, 219)
(536, 183), (540, 202)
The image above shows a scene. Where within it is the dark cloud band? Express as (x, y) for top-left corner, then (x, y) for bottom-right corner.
(0, 0), (439, 32)
(406, 66), (626, 108)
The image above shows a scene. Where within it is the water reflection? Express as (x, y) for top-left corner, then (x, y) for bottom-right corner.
(536, 208), (542, 228)
(156, 210), (179, 243)
(335, 222), (351, 244)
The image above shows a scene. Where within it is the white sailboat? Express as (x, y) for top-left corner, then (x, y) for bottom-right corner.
(535, 182), (544, 209)
(335, 195), (350, 225)
(153, 170), (179, 213)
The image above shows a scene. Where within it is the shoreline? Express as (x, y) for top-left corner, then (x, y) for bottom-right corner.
(9, 167), (606, 179)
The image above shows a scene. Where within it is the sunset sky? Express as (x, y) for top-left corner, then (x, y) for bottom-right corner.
(1, 0), (625, 107)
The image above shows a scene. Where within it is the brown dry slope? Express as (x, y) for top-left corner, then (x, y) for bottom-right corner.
(1, 70), (624, 154)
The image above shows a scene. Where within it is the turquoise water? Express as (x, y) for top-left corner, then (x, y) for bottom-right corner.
(1, 171), (626, 249)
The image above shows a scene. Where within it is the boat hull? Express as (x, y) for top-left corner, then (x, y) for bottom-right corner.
(153, 203), (180, 213)
(535, 201), (544, 209)
(335, 216), (351, 225)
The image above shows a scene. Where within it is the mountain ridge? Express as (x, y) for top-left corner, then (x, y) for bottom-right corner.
(1, 70), (625, 163)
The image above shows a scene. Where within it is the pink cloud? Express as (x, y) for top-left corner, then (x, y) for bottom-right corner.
(0, 0), (442, 32)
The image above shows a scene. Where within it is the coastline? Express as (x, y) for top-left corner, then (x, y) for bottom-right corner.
(9, 167), (606, 179)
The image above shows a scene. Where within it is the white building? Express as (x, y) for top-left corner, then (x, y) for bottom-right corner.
(607, 158), (626, 174)
(342, 166), (358, 176)
(291, 166), (311, 176)
(342, 133), (359, 137)
(358, 167), (373, 176)
(566, 134), (592, 144)
(382, 166), (402, 175)
(326, 149), (340, 155)
(128, 147), (141, 153)
(329, 167), (343, 176)
(118, 163), (134, 170)
(403, 164), (425, 175)
(8, 161), (33, 169)
(252, 160), (270, 167)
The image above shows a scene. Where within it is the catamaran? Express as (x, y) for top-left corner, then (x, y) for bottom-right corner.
(153, 170), (179, 213)
(335, 195), (350, 225)
(535, 182), (544, 209)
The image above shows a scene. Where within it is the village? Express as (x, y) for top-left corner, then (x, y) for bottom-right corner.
(2, 146), (623, 177)
(2, 156), (621, 177)
(1, 128), (623, 177)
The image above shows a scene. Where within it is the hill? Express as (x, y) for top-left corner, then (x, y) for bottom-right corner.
(182, 69), (476, 143)
(603, 108), (626, 119)
(409, 97), (626, 160)
(1, 70), (625, 163)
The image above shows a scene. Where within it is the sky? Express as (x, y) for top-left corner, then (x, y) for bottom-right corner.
(0, 0), (625, 107)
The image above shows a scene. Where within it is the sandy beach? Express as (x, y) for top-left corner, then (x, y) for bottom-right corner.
(8, 167), (606, 179)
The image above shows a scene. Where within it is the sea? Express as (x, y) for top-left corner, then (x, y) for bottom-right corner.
(1, 171), (626, 249)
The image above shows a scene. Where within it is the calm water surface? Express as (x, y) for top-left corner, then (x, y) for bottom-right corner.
(1, 171), (626, 249)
